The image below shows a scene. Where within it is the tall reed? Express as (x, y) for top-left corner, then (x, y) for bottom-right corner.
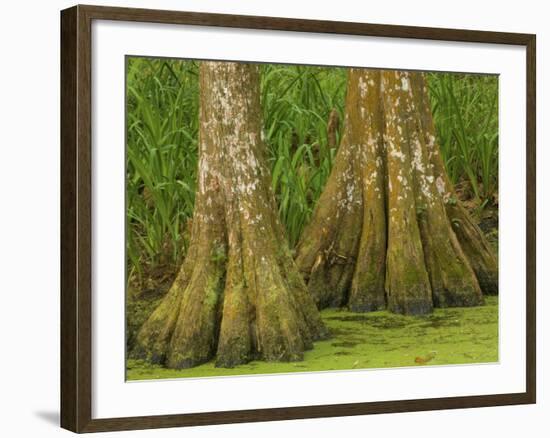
(427, 72), (498, 201)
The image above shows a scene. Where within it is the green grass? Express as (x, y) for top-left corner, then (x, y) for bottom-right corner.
(262, 65), (346, 247)
(428, 72), (499, 201)
(127, 296), (498, 380)
(126, 58), (199, 281)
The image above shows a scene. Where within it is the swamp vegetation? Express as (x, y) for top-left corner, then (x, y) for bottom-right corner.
(126, 58), (499, 378)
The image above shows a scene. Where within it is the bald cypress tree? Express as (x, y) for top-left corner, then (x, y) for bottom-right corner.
(134, 62), (327, 369)
(296, 69), (497, 315)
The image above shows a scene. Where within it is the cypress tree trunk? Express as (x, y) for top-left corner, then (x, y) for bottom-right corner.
(296, 69), (494, 315)
(134, 62), (328, 369)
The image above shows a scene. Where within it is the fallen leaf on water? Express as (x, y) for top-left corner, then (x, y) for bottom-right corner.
(414, 351), (437, 365)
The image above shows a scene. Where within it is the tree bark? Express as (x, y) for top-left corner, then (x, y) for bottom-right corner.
(134, 62), (328, 369)
(296, 69), (493, 315)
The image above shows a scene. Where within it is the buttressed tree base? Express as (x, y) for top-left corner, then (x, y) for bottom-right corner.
(134, 62), (328, 370)
(296, 69), (497, 315)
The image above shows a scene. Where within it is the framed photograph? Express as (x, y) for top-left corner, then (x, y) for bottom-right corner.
(60, 4), (536, 433)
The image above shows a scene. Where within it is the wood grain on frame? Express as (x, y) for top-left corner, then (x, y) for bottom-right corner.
(60, 4), (536, 433)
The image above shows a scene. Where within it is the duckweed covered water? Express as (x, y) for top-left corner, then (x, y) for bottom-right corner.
(126, 296), (498, 380)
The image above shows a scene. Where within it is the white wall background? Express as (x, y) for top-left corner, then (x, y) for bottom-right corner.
(0, 0), (545, 436)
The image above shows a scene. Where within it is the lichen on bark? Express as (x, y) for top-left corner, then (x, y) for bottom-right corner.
(296, 69), (494, 315)
(134, 62), (328, 369)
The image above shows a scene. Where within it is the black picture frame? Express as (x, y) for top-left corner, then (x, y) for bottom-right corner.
(61, 4), (536, 433)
